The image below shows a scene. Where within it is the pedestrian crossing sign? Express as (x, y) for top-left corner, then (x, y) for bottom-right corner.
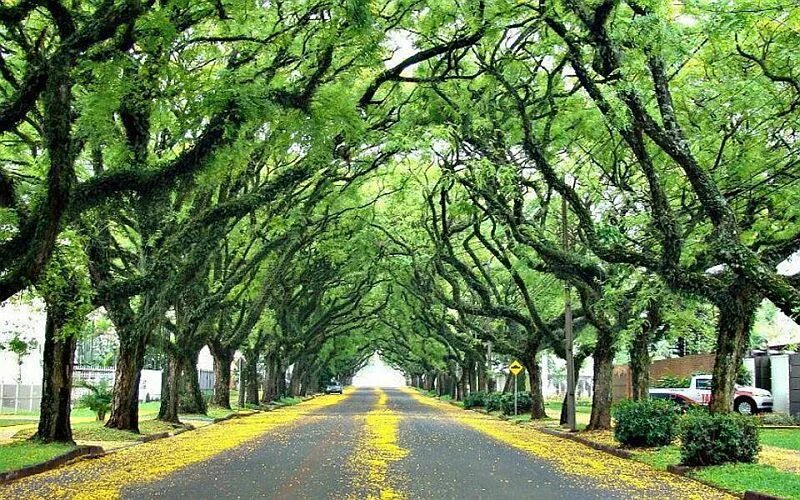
(508, 360), (524, 376)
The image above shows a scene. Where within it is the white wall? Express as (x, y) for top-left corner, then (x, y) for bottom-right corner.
(0, 298), (46, 384)
(771, 355), (790, 413)
(197, 346), (214, 371)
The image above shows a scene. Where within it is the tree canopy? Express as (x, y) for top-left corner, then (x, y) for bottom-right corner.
(0, 0), (798, 441)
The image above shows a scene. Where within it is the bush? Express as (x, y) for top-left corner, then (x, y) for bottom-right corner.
(76, 380), (112, 421)
(652, 375), (691, 388)
(485, 392), (504, 412)
(680, 410), (760, 466)
(464, 391), (487, 409)
(612, 399), (681, 447)
(759, 412), (800, 426)
(500, 392), (532, 415)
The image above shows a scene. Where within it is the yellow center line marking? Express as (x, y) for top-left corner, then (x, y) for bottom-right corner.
(1, 393), (352, 500)
(403, 387), (734, 500)
(349, 388), (408, 499)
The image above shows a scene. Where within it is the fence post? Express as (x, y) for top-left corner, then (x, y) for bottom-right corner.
(0, 383), (4, 414)
(29, 384), (34, 412)
(14, 383), (19, 415)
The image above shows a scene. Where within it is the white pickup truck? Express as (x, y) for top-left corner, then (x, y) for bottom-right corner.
(649, 374), (773, 414)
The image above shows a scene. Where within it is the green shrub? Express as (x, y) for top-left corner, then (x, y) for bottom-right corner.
(612, 399), (681, 447)
(759, 412), (800, 426)
(652, 375), (691, 388)
(76, 380), (112, 421)
(680, 409), (760, 466)
(464, 391), (487, 409)
(500, 392), (532, 415)
(485, 392), (504, 412)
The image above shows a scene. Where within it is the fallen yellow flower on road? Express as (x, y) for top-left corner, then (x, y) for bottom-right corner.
(405, 388), (734, 500)
(0, 393), (350, 500)
(349, 387), (408, 500)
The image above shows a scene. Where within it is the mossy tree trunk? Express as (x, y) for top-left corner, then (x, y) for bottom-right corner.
(587, 325), (615, 430)
(709, 281), (759, 412)
(35, 310), (77, 443)
(209, 342), (234, 409)
(106, 335), (148, 432)
(179, 348), (207, 415)
(157, 353), (182, 424)
(630, 302), (661, 401)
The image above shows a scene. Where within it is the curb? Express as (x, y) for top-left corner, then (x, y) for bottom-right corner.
(0, 445), (104, 485)
(537, 428), (634, 460)
(139, 431), (170, 443)
(743, 491), (785, 500)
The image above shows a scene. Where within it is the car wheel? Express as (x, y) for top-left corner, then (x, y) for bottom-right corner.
(735, 397), (756, 415)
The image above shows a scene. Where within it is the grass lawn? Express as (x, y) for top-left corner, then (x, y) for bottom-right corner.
(760, 428), (800, 451)
(600, 433), (800, 498)
(181, 406), (240, 421)
(0, 418), (37, 427)
(632, 445), (682, 470)
(0, 441), (75, 473)
(2, 401), (162, 421)
(544, 401), (592, 414)
(543, 402), (592, 427)
(275, 396), (303, 406)
(14, 419), (180, 442)
(691, 463), (800, 498)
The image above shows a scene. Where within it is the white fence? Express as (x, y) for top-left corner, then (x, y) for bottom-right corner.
(0, 367), (215, 414)
(0, 383), (41, 414)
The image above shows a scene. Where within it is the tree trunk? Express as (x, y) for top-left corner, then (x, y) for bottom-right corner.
(710, 284), (758, 412)
(587, 328), (615, 430)
(157, 354), (181, 424)
(502, 372), (512, 393)
(525, 359), (548, 419)
(179, 349), (206, 414)
(457, 367), (466, 401)
(245, 356), (260, 405)
(630, 303), (659, 401)
(288, 365), (302, 398)
(262, 353), (279, 404)
(209, 343), (234, 409)
(277, 364), (287, 398)
(35, 312), (77, 443)
(106, 336), (147, 432)
(477, 358), (487, 392)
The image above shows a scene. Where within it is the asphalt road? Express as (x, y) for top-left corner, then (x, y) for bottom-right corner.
(0, 388), (730, 499)
(120, 388), (724, 500)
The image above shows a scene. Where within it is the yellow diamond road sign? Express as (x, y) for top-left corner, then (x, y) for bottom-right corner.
(508, 360), (524, 376)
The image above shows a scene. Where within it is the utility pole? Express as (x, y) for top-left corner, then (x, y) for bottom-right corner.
(237, 357), (245, 408)
(487, 341), (493, 392)
(562, 188), (576, 432)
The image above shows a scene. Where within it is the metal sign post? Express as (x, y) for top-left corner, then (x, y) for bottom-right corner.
(508, 360), (524, 417)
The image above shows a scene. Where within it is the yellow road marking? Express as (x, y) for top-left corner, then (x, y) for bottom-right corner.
(1, 393), (351, 500)
(349, 388), (408, 499)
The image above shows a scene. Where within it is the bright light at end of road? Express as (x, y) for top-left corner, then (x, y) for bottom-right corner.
(352, 353), (406, 387)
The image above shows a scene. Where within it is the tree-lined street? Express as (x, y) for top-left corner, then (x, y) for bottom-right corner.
(1, 388), (732, 499)
(1, 0), (799, 496)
